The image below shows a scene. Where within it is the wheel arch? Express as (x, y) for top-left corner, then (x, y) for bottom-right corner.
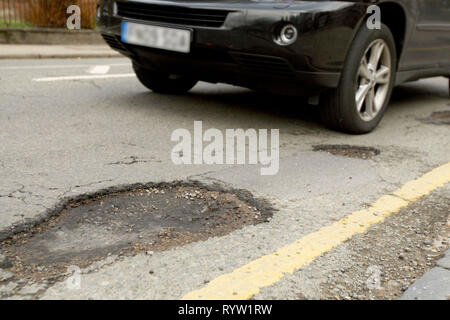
(377, 1), (408, 68)
(347, 1), (408, 70)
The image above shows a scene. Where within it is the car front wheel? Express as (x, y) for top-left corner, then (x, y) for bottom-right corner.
(320, 22), (397, 134)
(133, 62), (198, 94)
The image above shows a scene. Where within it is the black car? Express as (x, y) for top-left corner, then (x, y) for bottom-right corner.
(97, 0), (450, 133)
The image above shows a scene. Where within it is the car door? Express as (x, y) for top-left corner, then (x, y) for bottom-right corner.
(406, 0), (450, 70)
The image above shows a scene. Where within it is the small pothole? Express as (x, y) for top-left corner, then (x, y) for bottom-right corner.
(313, 145), (380, 159)
(0, 183), (273, 286)
(420, 111), (450, 125)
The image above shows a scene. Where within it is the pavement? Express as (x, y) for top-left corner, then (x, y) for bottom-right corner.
(401, 249), (450, 300)
(0, 57), (449, 300)
(0, 45), (120, 59)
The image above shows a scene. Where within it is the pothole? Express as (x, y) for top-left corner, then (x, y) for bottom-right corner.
(313, 145), (380, 159)
(420, 111), (450, 125)
(0, 183), (273, 285)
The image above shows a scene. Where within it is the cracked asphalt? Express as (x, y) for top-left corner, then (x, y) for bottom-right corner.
(0, 58), (449, 299)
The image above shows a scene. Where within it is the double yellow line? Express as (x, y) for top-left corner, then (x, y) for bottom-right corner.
(182, 162), (450, 300)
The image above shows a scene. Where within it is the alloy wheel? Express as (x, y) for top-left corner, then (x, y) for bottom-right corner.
(355, 39), (392, 122)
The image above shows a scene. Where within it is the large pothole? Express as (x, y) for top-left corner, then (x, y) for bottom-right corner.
(0, 183), (273, 284)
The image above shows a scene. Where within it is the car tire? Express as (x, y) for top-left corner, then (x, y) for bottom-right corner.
(320, 22), (397, 134)
(133, 63), (198, 94)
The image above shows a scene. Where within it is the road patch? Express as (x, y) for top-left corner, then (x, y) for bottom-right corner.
(313, 145), (380, 159)
(419, 111), (450, 126)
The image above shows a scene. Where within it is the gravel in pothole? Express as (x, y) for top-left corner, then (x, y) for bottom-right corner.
(313, 145), (380, 159)
(0, 184), (272, 284)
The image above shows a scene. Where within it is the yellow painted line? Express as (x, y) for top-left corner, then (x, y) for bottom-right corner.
(394, 162), (450, 201)
(182, 162), (450, 300)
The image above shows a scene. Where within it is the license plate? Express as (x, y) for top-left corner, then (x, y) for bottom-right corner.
(121, 21), (191, 53)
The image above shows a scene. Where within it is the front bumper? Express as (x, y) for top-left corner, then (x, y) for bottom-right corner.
(97, 0), (366, 93)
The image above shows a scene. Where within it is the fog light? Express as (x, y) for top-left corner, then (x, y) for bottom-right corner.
(275, 24), (298, 46)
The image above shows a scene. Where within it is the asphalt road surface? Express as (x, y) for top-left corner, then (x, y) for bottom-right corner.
(0, 58), (449, 300)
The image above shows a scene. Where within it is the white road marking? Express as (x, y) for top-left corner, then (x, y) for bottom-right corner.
(87, 65), (111, 75)
(0, 63), (130, 70)
(33, 74), (135, 82)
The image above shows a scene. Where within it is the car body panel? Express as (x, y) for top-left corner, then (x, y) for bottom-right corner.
(97, 0), (450, 93)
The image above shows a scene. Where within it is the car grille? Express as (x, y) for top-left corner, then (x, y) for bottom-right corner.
(116, 1), (231, 28)
(231, 53), (295, 78)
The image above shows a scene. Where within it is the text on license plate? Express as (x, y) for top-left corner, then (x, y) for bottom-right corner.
(121, 22), (191, 53)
